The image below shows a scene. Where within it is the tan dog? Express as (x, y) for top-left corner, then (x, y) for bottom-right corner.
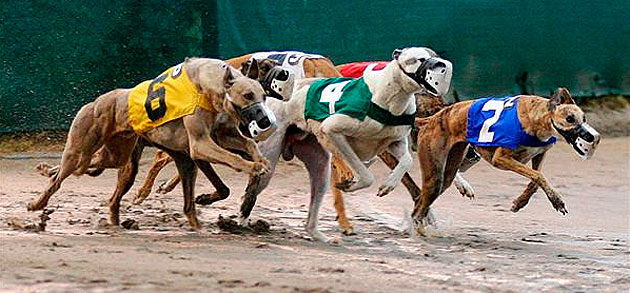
(28, 58), (273, 230)
(412, 88), (601, 234)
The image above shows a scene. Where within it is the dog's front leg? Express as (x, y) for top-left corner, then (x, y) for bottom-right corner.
(510, 153), (545, 212)
(320, 116), (374, 192)
(378, 151), (422, 203)
(490, 148), (567, 214)
(376, 137), (413, 197)
(134, 150), (173, 204)
(184, 118), (268, 176)
(292, 136), (332, 242)
(453, 173), (475, 199)
(242, 138), (269, 165)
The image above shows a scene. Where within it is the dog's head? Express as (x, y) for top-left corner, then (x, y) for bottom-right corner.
(392, 47), (453, 97)
(241, 58), (295, 101)
(198, 61), (276, 141)
(548, 88), (600, 159)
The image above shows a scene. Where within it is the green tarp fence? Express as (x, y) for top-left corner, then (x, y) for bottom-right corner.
(1, 0), (628, 133)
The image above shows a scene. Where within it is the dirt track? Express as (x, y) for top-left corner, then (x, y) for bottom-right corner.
(1, 137), (628, 292)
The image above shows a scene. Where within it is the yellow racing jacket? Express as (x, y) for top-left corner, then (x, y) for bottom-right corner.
(127, 63), (214, 134)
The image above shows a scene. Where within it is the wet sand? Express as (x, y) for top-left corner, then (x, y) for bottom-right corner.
(1, 137), (628, 292)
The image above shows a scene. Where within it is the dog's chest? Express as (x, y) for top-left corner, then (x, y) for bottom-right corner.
(513, 145), (552, 163)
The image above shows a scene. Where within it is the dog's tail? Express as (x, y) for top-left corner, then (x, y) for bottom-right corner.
(414, 117), (431, 128)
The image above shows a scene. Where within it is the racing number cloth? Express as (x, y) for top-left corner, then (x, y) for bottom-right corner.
(305, 77), (415, 126)
(466, 96), (556, 149)
(250, 51), (325, 80)
(127, 63), (214, 134)
(338, 61), (389, 78)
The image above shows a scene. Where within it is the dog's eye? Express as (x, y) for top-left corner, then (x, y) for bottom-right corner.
(566, 115), (576, 124)
(243, 93), (255, 101)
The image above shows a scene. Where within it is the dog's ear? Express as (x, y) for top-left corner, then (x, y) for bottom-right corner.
(392, 48), (404, 60)
(223, 65), (236, 88)
(245, 59), (260, 79)
(549, 87), (575, 110)
(240, 59), (251, 76)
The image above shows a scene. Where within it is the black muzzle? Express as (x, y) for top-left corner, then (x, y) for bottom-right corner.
(552, 120), (600, 159)
(234, 102), (277, 141)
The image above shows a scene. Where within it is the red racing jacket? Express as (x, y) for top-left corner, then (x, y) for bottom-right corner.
(337, 61), (389, 78)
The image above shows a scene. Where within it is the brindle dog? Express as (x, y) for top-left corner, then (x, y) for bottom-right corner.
(412, 88), (601, 235)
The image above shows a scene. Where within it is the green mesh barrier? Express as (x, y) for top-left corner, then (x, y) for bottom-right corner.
(1, 0), (627, 133)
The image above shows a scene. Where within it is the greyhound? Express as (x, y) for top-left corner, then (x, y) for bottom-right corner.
(412, 88), (601, 235)
(241, 47), (454, 241)
(28, 58), (275, 230)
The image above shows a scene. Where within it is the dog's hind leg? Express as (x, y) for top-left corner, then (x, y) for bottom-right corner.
(108, 143), (143, 226)
(28, 152), (83, 211)
(377, 150), (421, 203)
(193, 160), (230, 206)
(28, 104), (106, 211)
(441, 142), (468, 197)
(157, 175), (180, 194)
(511, 153), (545, 212)
(320, 117), (373, 192)
(331, 170), (354, 235)
(35, 163), (60, 178)
(332, 156), (354, 189)
(412, 140), (449, 235)
(292, 134), (332, 241)
(168, 151), (201, 231)
(133, 150), (173, 204)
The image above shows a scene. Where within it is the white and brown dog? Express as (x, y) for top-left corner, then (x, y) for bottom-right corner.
(256, 47), (454, 241)
(412, 88), (601, 235)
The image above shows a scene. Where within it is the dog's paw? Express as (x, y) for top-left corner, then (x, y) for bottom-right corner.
(510, 197), (529, 213)
(195, 192), (227, 206)
(27, 201), (45, 212)
(132, 189), (150, 205)
(455, 179), (475, 200)
(376, 183), (395, 197)
(551, 198), (568, 215)
(250, 161), (269, 177)
(34, 162), (56, 177)
(334, 180), (354, 191)
(341, 226), (356, 236)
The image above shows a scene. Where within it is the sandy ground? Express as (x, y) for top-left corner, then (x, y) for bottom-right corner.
(0, 137), (628, 292)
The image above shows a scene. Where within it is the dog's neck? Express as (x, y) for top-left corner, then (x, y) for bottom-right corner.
(364, 62), (418, 116)
(519, 96), (556, 141)
(185, 59), (225, 113)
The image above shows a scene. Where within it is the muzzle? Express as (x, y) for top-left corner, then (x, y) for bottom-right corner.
(402, 57), (453, 97)
(235, 102), (277, 141)
(261, 67), (295, 101)
(552, 120), (601, 160)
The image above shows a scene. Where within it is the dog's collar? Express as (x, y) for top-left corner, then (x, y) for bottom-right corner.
(367, 102), (416, 126)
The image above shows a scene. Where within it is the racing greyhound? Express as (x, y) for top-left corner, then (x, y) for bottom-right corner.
(412, 88), (601, 235)
(28, 58), (274, 230)
(253, 47), (454, 241)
